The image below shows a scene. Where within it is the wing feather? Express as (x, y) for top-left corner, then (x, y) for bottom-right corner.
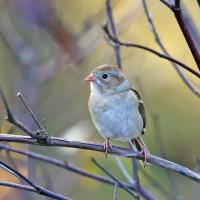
(130, 88), (146, 134)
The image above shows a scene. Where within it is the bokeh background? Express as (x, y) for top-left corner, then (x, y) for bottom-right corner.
(0, 0), (200, 199)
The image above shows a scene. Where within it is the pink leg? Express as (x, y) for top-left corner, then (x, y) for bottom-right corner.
(135, 138), (149, 167)
(103, 138), (111, 158)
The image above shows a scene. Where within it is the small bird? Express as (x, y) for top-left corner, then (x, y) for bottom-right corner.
(85, 64), (149, 162)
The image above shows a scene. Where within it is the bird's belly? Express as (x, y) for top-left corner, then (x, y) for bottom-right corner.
(90, 98), (143, 140)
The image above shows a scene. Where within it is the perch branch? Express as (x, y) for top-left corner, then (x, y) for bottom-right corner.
(0, 133), (200, 184)
(0, 143), (154, 200)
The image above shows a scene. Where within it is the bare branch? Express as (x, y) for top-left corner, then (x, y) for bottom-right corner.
(159, 0), (174, 9)
(0, 142), (153, 200)
(105, 0), (122, 69)
(0, 133), (200, 184)
(103, 25), (200, 79)
(140, 168), (173, 199)
(142, 0), (200, 97)
(0, 86), (49, 141)
(197, 0), (200, 7)
(91, 158), (138, 198)
(17, 92), (43, 130)
(132, 159), (140, 198)
(114, 157), (134, 184)
(113, 183), (118, 200)
(0, 86), (35, 138)
(159, 0), (200, 70)
(0, 160), (71, 200)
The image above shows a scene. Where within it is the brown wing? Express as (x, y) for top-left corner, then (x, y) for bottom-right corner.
(130, 88), (146, 134)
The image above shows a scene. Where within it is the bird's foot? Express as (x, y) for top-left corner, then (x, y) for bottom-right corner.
(103, 138), (112, 158)
(139, 147), (149, 168)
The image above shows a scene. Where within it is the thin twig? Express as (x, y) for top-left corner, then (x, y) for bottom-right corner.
(113, 183), (118, 200)
(0, 86), (34, 138)
(105, 0), (122, 69)
(140, 168), (173, 199)
(0, 87), (49, 141)
(103, 25), (200, 79)
(0, 181), (41, 193)
(132, 159), (140, 199)
(91, 158), (138, 198)
(114, 157), (134, 184)
(0, 160), (70, 200)
(17, 92), (43, 130)
(129, 142), (141, 198)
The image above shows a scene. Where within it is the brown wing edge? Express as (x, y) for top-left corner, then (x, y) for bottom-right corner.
(130, 88), (146, 134)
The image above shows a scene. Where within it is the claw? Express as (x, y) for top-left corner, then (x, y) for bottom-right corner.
(140, 146), (149, 167)
(103, 138), (111, 158)
(131, 137), (149, 167)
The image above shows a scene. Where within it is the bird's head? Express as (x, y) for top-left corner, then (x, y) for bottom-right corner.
(85, 65), (130, 96)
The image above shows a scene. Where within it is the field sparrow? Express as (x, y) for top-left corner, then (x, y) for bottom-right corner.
(85, 65), (149, 161)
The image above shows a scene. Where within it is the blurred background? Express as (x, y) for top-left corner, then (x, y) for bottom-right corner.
(0, 0), (200, 199)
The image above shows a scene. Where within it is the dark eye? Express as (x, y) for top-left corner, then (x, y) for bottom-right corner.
(102, 73), (108, 79)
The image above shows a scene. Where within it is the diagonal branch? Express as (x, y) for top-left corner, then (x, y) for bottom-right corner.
(91, 158), (138, 198)
(142, 0), (200, 97)
(103, 25), (200, 79)
(0, 86), (34, 138)
(0, 160), (71, 200)
(0, 86), (49, 141)
(159, 0), (174, 9)
(160, 0), (200, 70)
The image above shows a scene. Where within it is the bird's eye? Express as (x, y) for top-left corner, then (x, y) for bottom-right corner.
(102, 73), (109, 79)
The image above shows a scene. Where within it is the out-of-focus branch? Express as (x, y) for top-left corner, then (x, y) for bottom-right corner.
(182, 5), (200, 50)
(103, 25), (200, 79)
(142, 0), (200, 97)
(91, 158), (138, 198)
(113, 183), (118, 200)
(159, 0), (200, 70)
(151, 114), (180, 199)
(197, 0), (200, 7)
(105, 0), (122, 69)
(0, 160), (71, 200)
(159, 0), (173, 9)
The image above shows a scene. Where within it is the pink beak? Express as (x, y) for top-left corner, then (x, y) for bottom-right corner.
(84, 74), (96, 82)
